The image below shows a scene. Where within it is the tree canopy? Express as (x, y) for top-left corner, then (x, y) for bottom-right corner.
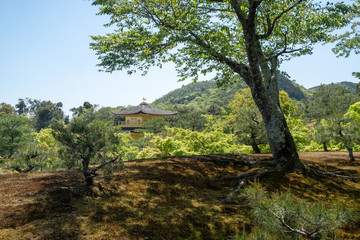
(91, 0), (350, 83)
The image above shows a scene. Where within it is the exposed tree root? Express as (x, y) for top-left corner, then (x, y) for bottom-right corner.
(224, 164), (359, 203)
(183, 154), (359, 203)
(225, 171), (265, 203)
(137, 153), (359, 202)
(174, 154), (275, 167)
(309, 166), (359, 180)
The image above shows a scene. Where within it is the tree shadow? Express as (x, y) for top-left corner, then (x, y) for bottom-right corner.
(0, 171), (86, 239)
(83, 159), (251, 239)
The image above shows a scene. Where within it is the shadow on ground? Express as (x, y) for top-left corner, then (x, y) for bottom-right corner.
(0, 171), (86, 240)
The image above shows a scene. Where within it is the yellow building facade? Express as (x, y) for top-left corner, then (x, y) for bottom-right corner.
(112, 102), (176, 131)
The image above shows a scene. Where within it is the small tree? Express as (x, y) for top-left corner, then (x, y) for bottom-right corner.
(52, 119), (121, 185)
(313, 117), (359, 161)
(306, 85), (358, 120)
(307, 85), (359, 152)
(228, 89), (300, 153)
(311, 122), (331, 152)
(177, 110), (207, 132)
(0, 113), (34, 158)
(228, 89), (267, 153)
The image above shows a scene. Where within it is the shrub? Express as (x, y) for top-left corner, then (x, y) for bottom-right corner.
(240, 183), (355, 240)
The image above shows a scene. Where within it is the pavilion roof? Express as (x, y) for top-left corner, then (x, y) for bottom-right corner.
(112, 103), (176, 116)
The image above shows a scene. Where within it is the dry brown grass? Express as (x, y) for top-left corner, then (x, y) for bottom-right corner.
(0, 152), (359, 239)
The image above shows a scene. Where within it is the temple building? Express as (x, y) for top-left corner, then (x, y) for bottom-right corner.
(112, 100), (176, 132)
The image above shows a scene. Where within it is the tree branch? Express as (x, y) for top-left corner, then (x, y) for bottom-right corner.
(187, 31), (252, 85)
(12, 164), (38, 173)
(257, 0), (306, 39)
(229, 0), (248, 27)
(271, 210), (309, 235)
(248, 0), (263, 25)
(84, 155), (122, 185)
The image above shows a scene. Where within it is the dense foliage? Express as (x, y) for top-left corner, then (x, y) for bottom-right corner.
(1, 82), (360, 173)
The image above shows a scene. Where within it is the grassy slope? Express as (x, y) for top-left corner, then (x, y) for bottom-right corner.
(0, 152), (359, 240)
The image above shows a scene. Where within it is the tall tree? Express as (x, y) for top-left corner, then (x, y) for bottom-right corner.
(306, 85), (358, 120)
(33, 101), (64, 131)
(14, 98), (65, 131)
(70, 101), (97, 118)
(306, 85), (359, 151)
(15, 98), (28, 115)
(0, 103), (15, 114)
(91, 0), (350, 172)
(228, 89), (267, 153)
(313, 117), (359, 161)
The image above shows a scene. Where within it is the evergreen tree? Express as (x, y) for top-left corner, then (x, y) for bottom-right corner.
(0, 113), (34, 158)
(52, 119), (121, 185)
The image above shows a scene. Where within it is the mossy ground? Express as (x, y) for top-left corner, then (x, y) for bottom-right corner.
(0, 152), (359, 239)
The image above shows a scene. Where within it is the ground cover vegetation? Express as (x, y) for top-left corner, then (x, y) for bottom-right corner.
(0, 153), (359, 239)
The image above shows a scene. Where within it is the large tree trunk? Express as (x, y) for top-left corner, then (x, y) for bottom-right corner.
(237, 72), (306, 172)
(259, 101), (305, 172)
(240, 59), (305, 172)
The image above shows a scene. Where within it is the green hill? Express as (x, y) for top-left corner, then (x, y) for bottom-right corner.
(310, 81), (358, 93)
(153, 74), (307, 109)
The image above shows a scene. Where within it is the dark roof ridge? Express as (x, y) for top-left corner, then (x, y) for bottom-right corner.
(113, 103), (176, 116)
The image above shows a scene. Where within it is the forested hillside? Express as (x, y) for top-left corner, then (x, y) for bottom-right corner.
(153, 76), (358, 110)
(153, 74), (307, 109)
(310, 81), (358, 93)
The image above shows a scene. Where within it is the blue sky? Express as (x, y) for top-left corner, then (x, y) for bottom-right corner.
(0, 0), (359, 115)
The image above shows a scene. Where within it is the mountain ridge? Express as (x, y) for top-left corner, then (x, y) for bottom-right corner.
(153, 76), (357, 110)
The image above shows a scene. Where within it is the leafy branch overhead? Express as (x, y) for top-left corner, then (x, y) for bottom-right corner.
(331, 0), (360, 80)
(91, 0), (351, 84)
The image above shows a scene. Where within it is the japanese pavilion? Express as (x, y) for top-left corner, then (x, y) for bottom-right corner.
(112, 99), (176, 132)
